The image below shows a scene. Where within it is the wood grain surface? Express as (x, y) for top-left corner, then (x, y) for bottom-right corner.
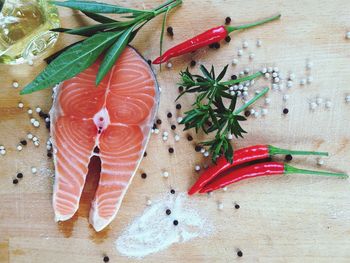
(1, 0), (350, 262)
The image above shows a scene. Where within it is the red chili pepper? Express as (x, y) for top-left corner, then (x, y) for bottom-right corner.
(188, 145), (328, 195)
(199, 162), (347, 194)
(153, 14), (281, 64)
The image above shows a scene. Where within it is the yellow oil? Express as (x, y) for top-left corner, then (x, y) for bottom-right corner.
(0, 0), (60, 64)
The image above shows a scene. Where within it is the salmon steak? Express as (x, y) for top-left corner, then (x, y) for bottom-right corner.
(50, 46), (159, 231)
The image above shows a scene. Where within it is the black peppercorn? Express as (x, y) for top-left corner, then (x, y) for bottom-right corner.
(171, 125), (176, 130)
(167, 112), (172, 118)
(20, 140), (27, 146)
(213, 42), (220, 49)
(190, 60), (196, 67)
(17, 173), (23, 179)
(166, 209), (171, 215)
(231, 74), (237, 80)
(283, 108), (289, 114)
(13, 179), (18, 184)
(141, 173), (147, 179)
(103, 256), (110, 262)
(195, 145), (202, 152)
(244, 110), (251, 117)
(168, 147), (174, 153)
(167, 26), (174, 36)
(176, 104), (182, 110)
(173, 220), (179, 226)
(225, 16), (231, 25)
(225, 36), (231, 43)
(187, 135), (193, 141)
(237, 250), (243, 257)
(156, 119), (162, 125)
(285, 154), (293, 162)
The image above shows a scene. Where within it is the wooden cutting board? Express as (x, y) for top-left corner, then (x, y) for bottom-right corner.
(1, 0), (350, 262)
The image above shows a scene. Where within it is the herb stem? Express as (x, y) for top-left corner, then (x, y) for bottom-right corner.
(234, 87), (269, 114)
(221, 71), (262, 86)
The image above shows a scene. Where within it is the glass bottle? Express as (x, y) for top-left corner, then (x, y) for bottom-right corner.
(0, 0), (60, 64)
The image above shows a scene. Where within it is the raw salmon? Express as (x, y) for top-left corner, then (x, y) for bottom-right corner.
(50, 46), (159, 231)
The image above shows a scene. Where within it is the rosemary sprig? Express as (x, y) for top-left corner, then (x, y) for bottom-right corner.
(178, 65), (268, 163)
(20, 0), (182, 95)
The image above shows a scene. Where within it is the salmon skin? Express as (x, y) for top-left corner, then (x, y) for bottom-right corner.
(50, 46), (159, 232)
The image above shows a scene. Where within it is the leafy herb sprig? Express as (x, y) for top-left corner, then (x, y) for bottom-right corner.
(178, 65), (268, 163)
(20, 0), (182, 95)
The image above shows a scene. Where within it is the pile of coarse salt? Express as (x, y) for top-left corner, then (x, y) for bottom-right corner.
(115, 193), (212, 258)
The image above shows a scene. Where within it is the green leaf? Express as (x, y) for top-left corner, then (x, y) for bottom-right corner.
(81, 11), (118, 23)
(51, 1), (150, 15)
(96, 26), (134, 85)
(51, 23), (120, 37)
(199, 65), (212, 80)
(44, 40), (84, 64)
(217, 64), (228, 81)
(21, 32), (120, 94)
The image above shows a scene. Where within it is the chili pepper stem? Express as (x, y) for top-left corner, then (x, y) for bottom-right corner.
(234, 87), (269, 114)
(284, 164), (348, 178)
(268, 145), (328, 157)
(226, 14), (281, 34)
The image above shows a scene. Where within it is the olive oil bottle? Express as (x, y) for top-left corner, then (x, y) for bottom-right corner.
(0, 0), (60, 64)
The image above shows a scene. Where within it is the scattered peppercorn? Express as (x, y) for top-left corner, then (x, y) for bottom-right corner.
(231, 74), (237, 80)
(237, 250), (243, 257)
(156, 119), (162, 125)
(168, 147), (174, 153)
(171, 125), (176, 130)
(147, 59), (152, 65)
(285, 154), (293, 162)
(173, 220), (179, 226)
(167, 26), (174, 36)
(235, 204), (240, 209)
(283, 108), (289, 114)
(143, 151), (147, 157)
(13, 178), (19, 184)
(20, 140), (27, 146)
(176, 103), (182, 110)
(103, 256), (110, 262)
(39, 111), (49, 118)
(17, 173), (23, 179)
(167, 112), (172, 118)
(152, 123), (157, 129)
(45, 121), (50, 130)
(225, 16), (231, 25)
(141, 173), (147, 179)
(213, 42), (220, 49)
(190, 60), (196, 67)
(225, 36), (231, 43)
(47, 152), (53, 158)
(166, 209), (171, 215)
(195, 145), (202, 152)
(187, 135), (193, 141)
(244, 110), (251, 117)
(170, 189), (175, 194)
(178, 86), (184, 92)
